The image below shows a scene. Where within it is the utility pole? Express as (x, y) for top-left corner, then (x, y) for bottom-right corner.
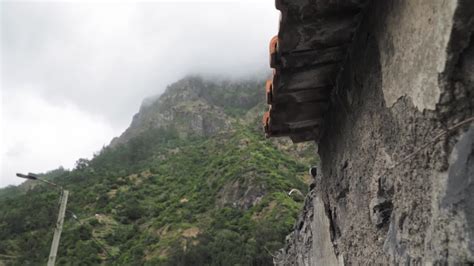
(16, 173), (68, 266)
(48, 189), (68, 266)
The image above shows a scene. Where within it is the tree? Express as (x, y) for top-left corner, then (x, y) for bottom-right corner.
(75, 158), (90, 171)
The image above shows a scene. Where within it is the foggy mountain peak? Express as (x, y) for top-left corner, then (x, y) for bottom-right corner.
(110, 76), (265, 147)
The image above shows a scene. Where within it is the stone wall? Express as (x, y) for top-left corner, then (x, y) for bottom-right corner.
(276, 0), (473, 264)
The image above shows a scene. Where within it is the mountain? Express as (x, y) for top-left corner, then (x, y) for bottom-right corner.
(110, 76), (262, 146)
(0, 76), (317, 265)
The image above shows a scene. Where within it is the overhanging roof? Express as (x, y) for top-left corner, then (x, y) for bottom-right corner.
(263, 0), (368, 143)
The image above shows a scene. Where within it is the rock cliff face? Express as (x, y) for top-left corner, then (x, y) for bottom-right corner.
(275, 0), (473, 264)
(110, 76), (262, 147)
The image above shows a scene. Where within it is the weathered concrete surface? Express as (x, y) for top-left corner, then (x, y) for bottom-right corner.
(275, 188), (343, 266)
(379, 0), (458, 111)
(277, 0), (473, 264)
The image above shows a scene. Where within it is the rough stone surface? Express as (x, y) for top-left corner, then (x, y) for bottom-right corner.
(379, 0), (457, 111)
(277, 0), (473, 264)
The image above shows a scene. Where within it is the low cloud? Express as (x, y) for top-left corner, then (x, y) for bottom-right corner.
(1, 1), (277, 126)
(1, 89), (116, 187)
(1, 1), (278, 187)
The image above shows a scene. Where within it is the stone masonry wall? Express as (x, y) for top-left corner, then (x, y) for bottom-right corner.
(276, 0), (473, 264)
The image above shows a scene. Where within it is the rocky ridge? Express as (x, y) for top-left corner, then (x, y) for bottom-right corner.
(111, 76), (262, 147)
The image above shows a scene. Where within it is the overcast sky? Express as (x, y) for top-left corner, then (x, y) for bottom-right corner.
(0, 0), (278, 187)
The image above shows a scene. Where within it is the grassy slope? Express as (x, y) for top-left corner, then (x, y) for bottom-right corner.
(0, 80), (317, 266)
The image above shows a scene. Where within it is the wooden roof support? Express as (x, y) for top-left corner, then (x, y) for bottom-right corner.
(263, 0), (368, 143)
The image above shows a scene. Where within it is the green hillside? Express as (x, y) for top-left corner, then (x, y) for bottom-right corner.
(0, 76), (316, 265)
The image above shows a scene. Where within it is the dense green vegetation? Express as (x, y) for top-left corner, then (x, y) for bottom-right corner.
(0, 77), (316, 265)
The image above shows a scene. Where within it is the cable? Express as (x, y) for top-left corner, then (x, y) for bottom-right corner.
(381, 116), (474, 176)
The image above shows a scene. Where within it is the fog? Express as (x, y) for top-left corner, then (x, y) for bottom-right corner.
(0, 1), (278, 187)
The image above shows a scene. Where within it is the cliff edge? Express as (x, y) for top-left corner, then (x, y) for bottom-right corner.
(272, 0), (474, 264)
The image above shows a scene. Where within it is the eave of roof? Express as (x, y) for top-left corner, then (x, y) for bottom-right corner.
(264, 0), (368, 143)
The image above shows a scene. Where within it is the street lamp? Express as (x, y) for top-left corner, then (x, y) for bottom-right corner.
(16, 173), (63, 190)
(17, 172), (69, 266)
